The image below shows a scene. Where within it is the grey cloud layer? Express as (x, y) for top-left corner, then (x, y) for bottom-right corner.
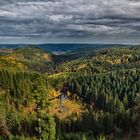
(0, 0), (140, 43)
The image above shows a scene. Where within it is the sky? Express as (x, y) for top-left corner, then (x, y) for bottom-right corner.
(0, 0), (140, 44)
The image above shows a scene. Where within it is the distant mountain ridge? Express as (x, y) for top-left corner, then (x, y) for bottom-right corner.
(0, 44), (133, 53)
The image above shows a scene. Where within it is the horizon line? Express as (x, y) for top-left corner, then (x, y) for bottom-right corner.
(0, 43), (138, 45)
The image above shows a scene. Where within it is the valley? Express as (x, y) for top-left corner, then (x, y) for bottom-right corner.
(0, 44), (140, 140)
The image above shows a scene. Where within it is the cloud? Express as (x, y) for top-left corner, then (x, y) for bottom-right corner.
(0, 0), (140, 43)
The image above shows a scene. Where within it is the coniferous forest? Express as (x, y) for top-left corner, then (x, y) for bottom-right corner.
(0, 45), (140, 140)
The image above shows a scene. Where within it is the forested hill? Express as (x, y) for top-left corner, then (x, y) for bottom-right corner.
(0, 46), (54, 72)
(0, 45), (140, 140)
(59, 46), (140, 73)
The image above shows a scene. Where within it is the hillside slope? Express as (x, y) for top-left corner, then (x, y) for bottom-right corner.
(0, 45), (140, 140)
(0, 46), (54, 72)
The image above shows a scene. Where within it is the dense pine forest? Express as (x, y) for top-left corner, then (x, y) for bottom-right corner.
(0, 45), (140, 140)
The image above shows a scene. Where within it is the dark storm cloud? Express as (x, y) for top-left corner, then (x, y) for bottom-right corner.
(0, 0), (140, 43)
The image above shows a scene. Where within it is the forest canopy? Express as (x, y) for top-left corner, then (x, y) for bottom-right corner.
(0, 45), (140, 140)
